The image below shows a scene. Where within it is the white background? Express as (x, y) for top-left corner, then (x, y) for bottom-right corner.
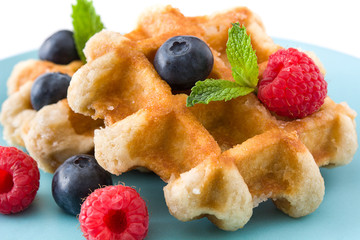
(0, 0), (359, 60)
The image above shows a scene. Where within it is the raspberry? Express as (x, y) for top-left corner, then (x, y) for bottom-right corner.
(0, 146), (40, 214)
(258, 48), (327, 118)
(79, 185), (149, 240)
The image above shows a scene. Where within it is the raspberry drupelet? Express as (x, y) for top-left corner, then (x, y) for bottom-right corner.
(258, 48), (327, 118)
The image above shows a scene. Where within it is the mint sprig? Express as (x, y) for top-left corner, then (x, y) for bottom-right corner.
(186, 23), (259, 107)
(186, 79), (254, 107)
(72, 0), (105, 62)
(226, 23), (259, 88)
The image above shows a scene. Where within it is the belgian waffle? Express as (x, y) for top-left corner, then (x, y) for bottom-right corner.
(67, 5), (357, 230)
(0, 60), (103, 173)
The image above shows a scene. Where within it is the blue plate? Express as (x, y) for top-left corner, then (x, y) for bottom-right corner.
(0, 39), (359, 240)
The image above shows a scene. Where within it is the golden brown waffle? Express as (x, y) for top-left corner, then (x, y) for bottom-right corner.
(67, 5), (357, 230)
(0, 60), (103, 173)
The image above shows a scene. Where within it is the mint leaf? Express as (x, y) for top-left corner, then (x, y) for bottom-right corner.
(72, 0), (105, 62)
(186, 79), (254, 107)
(186, 23), (259, 107)
(226, 23), (258, 88)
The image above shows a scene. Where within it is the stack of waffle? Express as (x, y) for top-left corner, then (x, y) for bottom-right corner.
(67, 6), (357, 230)
(0, 5), (357, 230)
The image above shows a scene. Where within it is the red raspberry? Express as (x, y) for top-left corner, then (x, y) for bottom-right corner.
(258, 48), (327, 118)
(0, 146), (40, 214)
(79, 185), (149, 240)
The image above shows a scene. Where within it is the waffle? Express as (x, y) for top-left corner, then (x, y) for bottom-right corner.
(0, 60), (103, 173)
(67, 5), (357, 230)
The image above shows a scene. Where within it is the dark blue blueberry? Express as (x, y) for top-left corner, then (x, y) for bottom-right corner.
(30, 72), (71, 111)
(52, 154), (113, 216)
(154, 35), (214, 91)
(39, 30), (80, 64)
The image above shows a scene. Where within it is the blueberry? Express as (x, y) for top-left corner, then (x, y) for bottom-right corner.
(154, 35), (214, 91)
(30, 72), (71, 111)
(52, 154), (113, 216)
(39, 30), (80, 64)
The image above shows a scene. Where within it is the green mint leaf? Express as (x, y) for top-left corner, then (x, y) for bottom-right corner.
(186, 79), (254, 107)
(186, 24), (259, 107)
(226, 23), (258, 88)
(72, 0), (105, 62)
